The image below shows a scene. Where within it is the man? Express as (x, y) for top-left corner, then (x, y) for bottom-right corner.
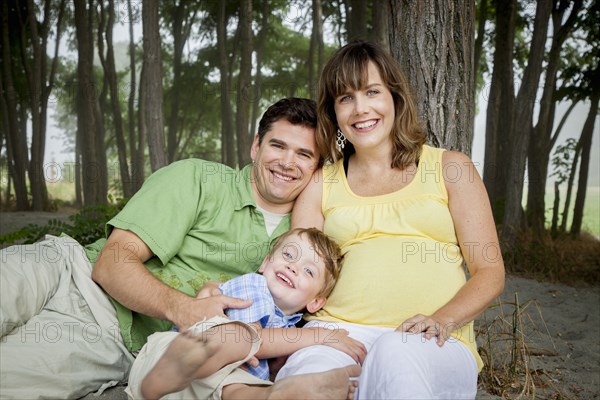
(0, 98), (358, 399)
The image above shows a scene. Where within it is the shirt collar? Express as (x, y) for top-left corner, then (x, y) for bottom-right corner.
(274, 306), (303, 326)
(233, 164), (256, 210)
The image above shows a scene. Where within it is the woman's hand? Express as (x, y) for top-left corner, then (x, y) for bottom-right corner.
(397, 314), (458, 347)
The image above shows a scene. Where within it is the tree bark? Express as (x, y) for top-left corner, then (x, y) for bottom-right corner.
(1, 1), (28, 210)
(526, 0), (583, 241)
(501, 0), (553, 246)
(142, 0), (167, 172)
(74, 0), (108, 206)
(473, 0), (488, 98)
(103, 0), (132, 197)
(250, 1), (270, 136)
(236, 0), (253, 166)
(127, 0), (143, 193)
(371, 0), (389, 52)
(389, 0), (475, 153)
(571, 92), (599, 237)
(308, 0), (324, 100)
(482, 0), (516, 219)
(346, 0), (368, 41)
(217, 0), (235, 167)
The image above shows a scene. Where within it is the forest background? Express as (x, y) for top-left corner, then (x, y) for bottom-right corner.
(0, 0), (599, 285)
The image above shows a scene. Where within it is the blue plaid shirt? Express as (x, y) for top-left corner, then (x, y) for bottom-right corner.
(219, 273), (302, 380)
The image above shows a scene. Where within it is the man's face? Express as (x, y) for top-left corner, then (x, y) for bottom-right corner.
(250, 118), (318, 214)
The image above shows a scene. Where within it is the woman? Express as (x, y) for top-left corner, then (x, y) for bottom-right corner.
(277, 41), (505, 399)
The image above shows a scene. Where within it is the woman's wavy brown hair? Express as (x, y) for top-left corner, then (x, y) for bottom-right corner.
(316, 41), (425, 168)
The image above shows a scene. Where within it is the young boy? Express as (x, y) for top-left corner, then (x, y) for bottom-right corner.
(127, 228), (366, 399)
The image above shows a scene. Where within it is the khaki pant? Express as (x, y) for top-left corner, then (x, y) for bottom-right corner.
(0, 236), (134, 399)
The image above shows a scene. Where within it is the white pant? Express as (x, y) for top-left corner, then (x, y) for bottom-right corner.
(276, 321), (478, 400)
(0, 236), (134, 399)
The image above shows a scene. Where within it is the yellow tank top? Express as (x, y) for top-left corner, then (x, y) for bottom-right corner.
(307, 145), (483, 370)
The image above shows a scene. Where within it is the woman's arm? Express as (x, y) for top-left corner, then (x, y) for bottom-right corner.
(254, 326), (367, 364)
(399, 151), (505, 345)
(292, 168), (325, 229)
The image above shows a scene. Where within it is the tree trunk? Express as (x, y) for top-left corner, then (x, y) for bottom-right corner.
(371, 0), (389, 52)
(346, 0), (368, 41)
(571, 92), (599, 237)
(137, 60), (147, 186)
(236, 0), (253, 166)
(103, 0), (132, 197)
(560, 134), (581, 234)
(389, 0), (475, 153)
(501, 0), (552, 247)
(127, 0), (143, 193)
(526, 0), (583, 241)
(309, 0), (324, 100)
(74, 0), (107, 206)
(473, 0), (488, 98)
(217, 0), (235, 167)
(250, 1), (269, 136)
(167, 0), (196, 163)
(24, 0), (50, 210)
(142, 0), (167, 172)
(482, 0), (517, 220)
(550, 181), (560, 238)
(1, 1), (28, 210)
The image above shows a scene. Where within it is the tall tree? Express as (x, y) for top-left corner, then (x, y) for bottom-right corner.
(100, 0), (133, 197)
(216, 0), (235, 167)
(501, 0), (553, 246)
(308, 0), (324, 99)
(525, 0), (583, 242)
(482, 0), (517, 218)
(74, 0), (108, 205)
(250, 1), (270, 136)
(371, 0), (389, 51)
(142, 0), (167, 172)
(389, 0), (475, 153)
(165, 0), (197, 163)
(127, 0), (143, 192)
(21, 0), (65, 210)
(1, 1), (28, 210)
(236, 0), (253, 166)
(346, 0), (368, 41)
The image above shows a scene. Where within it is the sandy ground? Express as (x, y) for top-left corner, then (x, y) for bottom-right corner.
(1, 211), (598, 399)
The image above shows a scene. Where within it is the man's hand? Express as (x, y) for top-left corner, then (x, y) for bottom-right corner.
(195, 281), (223, 299)
(170, 295), (252, 331)
(320, 328), (367, 365)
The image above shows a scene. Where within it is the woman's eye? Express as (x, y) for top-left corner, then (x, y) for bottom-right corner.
(367, 89), (379, 96)
(339, 95), (352, 103)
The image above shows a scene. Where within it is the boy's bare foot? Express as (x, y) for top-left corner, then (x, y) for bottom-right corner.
(141, 332), (218, 399)
(268, 365), (361, 400)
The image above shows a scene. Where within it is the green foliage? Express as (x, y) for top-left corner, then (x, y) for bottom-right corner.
(550, 138), (577, 184)
(0, 200), (127, 247)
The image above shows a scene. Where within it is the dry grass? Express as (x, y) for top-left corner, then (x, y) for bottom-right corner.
(503, 231), (600, 287)
(476, 295), (576, 400)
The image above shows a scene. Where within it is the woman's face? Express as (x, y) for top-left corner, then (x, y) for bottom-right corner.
(333, 61), (395, 153)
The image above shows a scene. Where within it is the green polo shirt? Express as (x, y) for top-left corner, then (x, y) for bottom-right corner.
(84, 159), (290, 352)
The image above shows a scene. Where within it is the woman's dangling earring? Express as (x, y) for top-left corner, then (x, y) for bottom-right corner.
(336, 129), (346, 152)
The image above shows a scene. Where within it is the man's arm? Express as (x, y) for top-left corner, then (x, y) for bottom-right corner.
(92, 228), (251, 330)
(253, 326), (367, 364)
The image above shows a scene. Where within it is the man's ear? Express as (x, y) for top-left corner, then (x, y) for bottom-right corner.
(305, 297), (327, 314)
(250, 134), (260, 161)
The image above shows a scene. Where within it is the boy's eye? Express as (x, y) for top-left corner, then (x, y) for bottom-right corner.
(283, 251), (293, 260)
(304, 267), (314, 277)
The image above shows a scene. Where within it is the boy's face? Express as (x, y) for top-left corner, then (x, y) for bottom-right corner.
(259, 232), (327, 315)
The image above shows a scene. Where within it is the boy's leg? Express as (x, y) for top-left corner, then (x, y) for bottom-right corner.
(221, 366), (361, 400)
(141, 323), (254, 399)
